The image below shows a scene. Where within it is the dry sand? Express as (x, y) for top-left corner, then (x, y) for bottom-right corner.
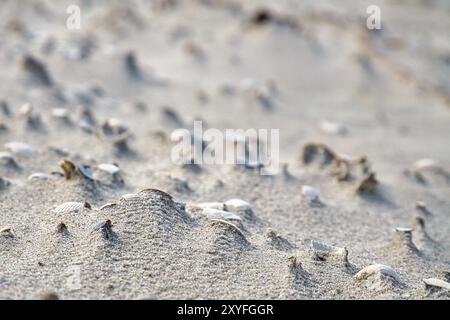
(0, 0), (449, 299)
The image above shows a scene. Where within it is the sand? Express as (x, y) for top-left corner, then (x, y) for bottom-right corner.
(0, 0), (449, 299)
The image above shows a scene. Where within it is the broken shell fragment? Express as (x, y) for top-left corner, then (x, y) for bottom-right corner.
(310, 240), (348, 262)
(354, 264), (403, 285)
(301, 185), (320, 202)
(53, 201), (92, 213)
(4, 142), (37, 157)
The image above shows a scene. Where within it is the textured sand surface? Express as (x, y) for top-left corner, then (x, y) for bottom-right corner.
(0, 0), (449, 299)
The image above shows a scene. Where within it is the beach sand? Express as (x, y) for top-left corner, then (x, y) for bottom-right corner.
(0, 0), (449, 299)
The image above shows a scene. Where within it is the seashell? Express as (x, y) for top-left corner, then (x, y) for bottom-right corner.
(185, 202), (222, 214)
(218, 81), (237, 96)
(413, 158), (439, 172)
(162, 106), (184, 127)
(196, 202), (225, 210)
(310, 240), (348, 261)
(412, 158), (449, 183)
(423, 278), (450, 291)
(395, 227), (419, 253)
(356, 173), (378, 194)
(51, 108), (71, 123)
(22, 55), (53, 86)
(34, 290), (59, 300)
(210, 219), (246, 239)
(79, 107), (96, 126)
(4, 142), (37, 157)
(0, 176), (10, 189)
(301, 185), (320, 202)
(0, 226), (14, 237)
(302, 142), (337, 166)
(92, 219), (113, 239)
(28, 172), (51, 181)
(19, 103), (33, 116)
(0, 100), (12, 117)
(53, 201), (92, 213)
(121, 193), (139, 200)
(60, 159), (77, 179)
(124, 51), (142, 80)
(97, 118), (132, 151)
(55, 222), (68, 234)
(79, 165), (94, 180)
(0, 151), (19, 169)
(202, 208), (241, 221)
(224, 199), (252, 213)
(266, 228), (280, 238)
(98, 163), (120, 175)
(354, 264), (402, 284)
(415, 201), (432, 216)
(288, 256), (303, 272)
(99, 203), (117, 211)
(319, 120), (347, 135)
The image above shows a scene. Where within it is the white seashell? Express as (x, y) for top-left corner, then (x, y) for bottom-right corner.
(202, 208), (241, 221)
(310, 240), (348, 260)
(53, 201), (91, 213)
(4, 142), (37, 157)
(19, 103), (33, 116)
(413, 158), (438, 171)
(196, 202), (225, 210)
(354, 264), (402, 283)
(105, 118), (127, 131)
(423, 278), (450, 291)
(28, 172), (51, 181)
(99, 203), (117, 211)
(224, 199), (252, 212)
(98, 163), (120, 175)
(51, 108), (69, 119)
(121, 193), (138, 200)
(318, 120), (347, 135)
(301, 185), (320, 202)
